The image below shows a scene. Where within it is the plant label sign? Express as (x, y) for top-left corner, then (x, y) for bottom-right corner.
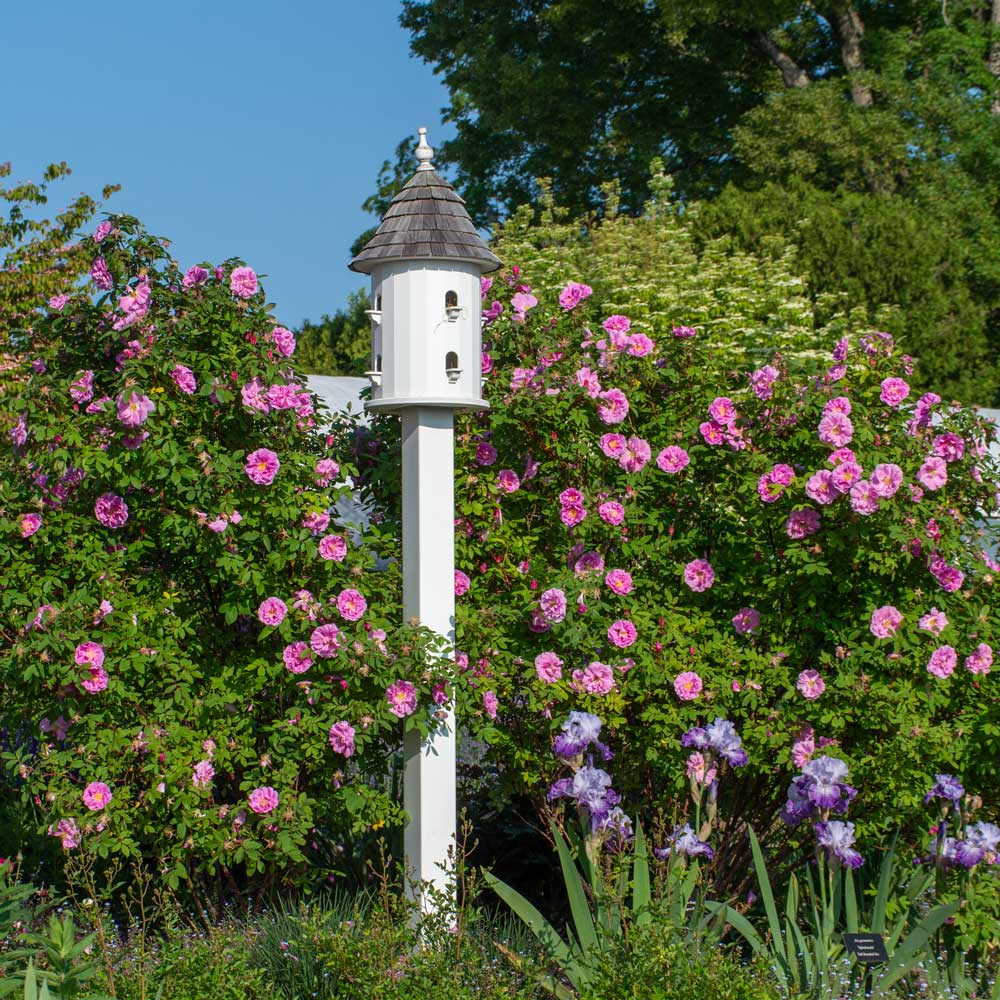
(843, 933), (889, 964)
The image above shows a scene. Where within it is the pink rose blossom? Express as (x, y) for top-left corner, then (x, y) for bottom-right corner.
(684, 559), (715, 592)
(83, 781), (112, 811)
(732, 607), (761, 635)
(933, 433), (965, 463)
(605, 568), (633, 595)
(576, 366), (602, 397)
(69, 370), (94, 403)
(245, 448), (280, 485)
(619, 437), (651, 472)
(90, 256), (112, 290)
(602, 314), (631, 335)
(497, 469), (521, 493)
(792, 729), (816, 767)
(674, 671), (703, 701)
(574, 551), (604, 575)
(928, 553), (964, 593)
(823, 396), (852, 417)
(573, 662), (615, 695)
(192, 761), (215, 789)
(560, 505), (586, 527)
(476, 442), (498, 466)
(558, 281), (592, 310)
(965, 643), (993, 676)
(559, 488), (584, 507)
(880, 377), (911, 407)
(50, 818), (80, 851)
(849, 480), (880, 515)
(75, 642), (105, 669)
(271, 326), (296, 357)
(871, 463), (903, 498)
(117, 391), (155, 428)
(93, 220), (113, 243)
(656, 446), (690, 474)
(918, 607), (949, 635)
(82, 665), (109, 694)
(827, 447), (857, 467)
(315, 459), (340, 486)
(248, 786), (279, 814)
(182, 265), (209, 288)
(608, 619), (637, 648)
(786, 509), (821, 539)
(540, 588), (567, 623)
(673, 325), (697, 338)
(257, 597), (287, 626)
(805, 470), (837, 506)
(170, 364), (197, 395)
(309, 624), (342, 658)
(328, 721), (356, 756)
(927, 645), (957, 679)
(302, 511), (330, 535)
(318, 535), (348, 561)
(597, 388), (629, 425)
(230, 266), (258, 299)
(455, 570), (471, 596)
(918, 457), (947, 491)
(870, 605), (903, 638)
(796, 670), (825, 700)
(20, 513), (42, 538)
(598, 501), (625, 525)
(708, 397), (737, 426)
(699, 420), (725, 445)
(535, 651), (564, 683)
(386, 680), (417, 718)
(749, 365), (779, 400)
(283, 642), (313, 674)
(830, 462), (863, 494)
(600, 433), (627, 457)
(818, 412), (853, 447)
(337, 589), (367, 622)
(510, 291), (538, 319)
(627, 333), (655, 357)
(483, 690), (499, 718)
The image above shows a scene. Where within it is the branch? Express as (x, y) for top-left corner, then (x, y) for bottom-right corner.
(990, 0), (1000, 114)
(755, 31), (811, 88)
(826, 3), (874, 106)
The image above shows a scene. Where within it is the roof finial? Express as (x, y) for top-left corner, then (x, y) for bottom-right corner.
(415, 126), (434, 171)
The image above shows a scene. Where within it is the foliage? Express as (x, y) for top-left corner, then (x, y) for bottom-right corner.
(0, 217), (450, 894)
(357, 257), (1000, 877)
(0, 162), (118, 350)
(294, 289), (370, 376)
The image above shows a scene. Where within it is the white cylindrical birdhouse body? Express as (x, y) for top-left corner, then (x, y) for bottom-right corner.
(365, 260), (484, 412)
(350, 127), (500, 417)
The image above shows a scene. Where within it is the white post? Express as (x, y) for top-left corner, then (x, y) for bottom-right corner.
(400, 406), (457, 906)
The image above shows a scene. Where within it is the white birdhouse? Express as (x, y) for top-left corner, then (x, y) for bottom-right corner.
(349, 128), (501, 414)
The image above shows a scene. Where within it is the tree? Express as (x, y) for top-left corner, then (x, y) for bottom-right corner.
(1, 161), (118, 349)
(294, 289), (370, 376)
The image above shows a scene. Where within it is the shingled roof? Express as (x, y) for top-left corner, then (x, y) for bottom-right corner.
(349, 146), (501, 274)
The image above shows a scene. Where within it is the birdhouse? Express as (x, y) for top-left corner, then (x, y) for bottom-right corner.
(349, 128), (501, 414)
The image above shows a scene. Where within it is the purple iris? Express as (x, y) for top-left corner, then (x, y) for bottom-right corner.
(654, 823), (714, 861)
(814, 820), (864, 869)
(599, 807), (634, 852)
(681, 717), (748, 767)
(954, 822), (1000, 868)
(553, 711), (612, 760)
(782, 756), (856, 825)
(547, 764), (621, 831)
(924, 774), (964, 805)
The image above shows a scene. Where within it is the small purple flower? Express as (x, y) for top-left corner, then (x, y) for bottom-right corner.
(655, 823), (714, 861)
(924, 774), (964, 805)
(814, 820), (863, 868)
(955, 822), (1000, 868)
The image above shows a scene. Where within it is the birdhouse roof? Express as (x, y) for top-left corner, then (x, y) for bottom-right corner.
(349, 169), (501, 274)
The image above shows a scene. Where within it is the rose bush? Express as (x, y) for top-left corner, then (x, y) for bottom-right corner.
(361, 256), (1000, 860)
(0, 217), (445, 893)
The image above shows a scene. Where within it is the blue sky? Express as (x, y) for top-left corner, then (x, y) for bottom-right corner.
(5, 2), (454, 328)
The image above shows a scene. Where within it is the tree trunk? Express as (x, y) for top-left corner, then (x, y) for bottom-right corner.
(990, 0), (1000, 115)
(830, 4), (874, 106)
(756, 31), (811, 88)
